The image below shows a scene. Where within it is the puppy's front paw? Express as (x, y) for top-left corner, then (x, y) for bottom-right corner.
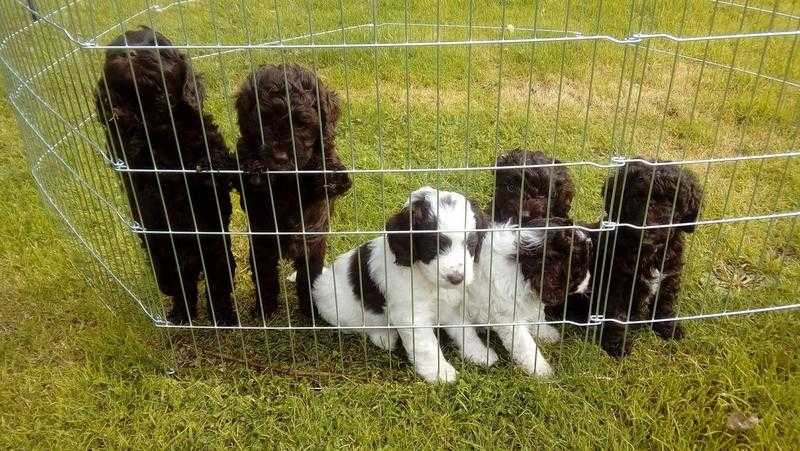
(521, 356), (553, 378)
(463, 346), (499, 367)
(533, 324), (562, 344)
(167, 304), (193, 325)
(600, 335), (632, 358)
(652, 321), (684, 340)
(418, 360), (458, 383)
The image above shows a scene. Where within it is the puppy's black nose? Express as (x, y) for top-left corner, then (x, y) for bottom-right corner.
(446, 273), (464, 285)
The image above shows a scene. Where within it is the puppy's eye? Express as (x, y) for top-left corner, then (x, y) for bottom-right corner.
(437, 234), (452, 253)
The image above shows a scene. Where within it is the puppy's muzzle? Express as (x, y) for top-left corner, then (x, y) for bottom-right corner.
(259, 145), (293, 170)
(445, 273), (464, 286)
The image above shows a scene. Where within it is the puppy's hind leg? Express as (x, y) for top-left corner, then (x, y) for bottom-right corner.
(249, 234), (281, 320)
(438, 305), (497, 366)
(150, 236), (199, 325)
(293, 238), (325, 319)
(650, 274), (685, 340)
(528, 305), (562, 343)
(532, 324), (562, 344)
(201, 233), (238, 327)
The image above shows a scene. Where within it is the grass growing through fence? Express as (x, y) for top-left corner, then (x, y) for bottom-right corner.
(2, 0), (800, 448)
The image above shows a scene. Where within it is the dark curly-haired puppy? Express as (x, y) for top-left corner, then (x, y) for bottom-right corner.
(565, 160), (702, 357)
(95, 27), (237, 326)
(235, 64), (351, 319)
(492, 149), (575, 223)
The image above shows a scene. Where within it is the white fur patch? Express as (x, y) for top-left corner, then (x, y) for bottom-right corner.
(575, 270), (591, 294)
(462, 222), (562, 377)
(311, 186), (491, 383)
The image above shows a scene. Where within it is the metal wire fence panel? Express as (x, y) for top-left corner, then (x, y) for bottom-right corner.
(1, 0), (798, 375)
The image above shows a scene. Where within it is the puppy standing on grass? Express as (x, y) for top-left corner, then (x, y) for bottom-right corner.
(95, 27), (237, 326)
(571, 160), (702, 357)
(312, 187), (490, 383)
(235, 64), (351, 320)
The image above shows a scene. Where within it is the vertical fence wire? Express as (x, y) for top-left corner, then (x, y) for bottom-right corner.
(1, 0), (799, 378)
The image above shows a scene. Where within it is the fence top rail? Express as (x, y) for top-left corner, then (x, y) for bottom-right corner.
(4, 0), (800, 51)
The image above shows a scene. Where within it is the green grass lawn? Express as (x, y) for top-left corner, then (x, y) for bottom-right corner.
(2, 0), (800, 448)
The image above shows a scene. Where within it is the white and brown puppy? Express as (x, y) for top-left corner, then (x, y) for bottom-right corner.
(312, 186), (490, 383)
(465, 218), (593, 377)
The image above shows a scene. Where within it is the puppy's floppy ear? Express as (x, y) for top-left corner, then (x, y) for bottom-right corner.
(468, 203), (490, 262)
(555, 168), (576, 217)
(522, 197), (549, 221)
(319, 85), (341, 140)
(537, 258), (568, 306)
(181, 56), (205, 112)
(537, 228), (582, 305)
(385, 198), (434, 266)
(522, 220), (586, 306)
(94, 80), (137, 156)
(517, 224), (563, 305)
(385, 205), (414, 266)
(235, 74), (256, 118)
(679, 171), (702, 233)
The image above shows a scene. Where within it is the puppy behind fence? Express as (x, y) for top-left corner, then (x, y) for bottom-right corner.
(1, 0), (799, 377)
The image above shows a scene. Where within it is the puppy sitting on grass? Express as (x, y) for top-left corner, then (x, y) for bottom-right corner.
(465, 217), (593, 377)
(492, 149), (589, 341)
(312, 187), (489, 383)
(569, 160), (702, 357)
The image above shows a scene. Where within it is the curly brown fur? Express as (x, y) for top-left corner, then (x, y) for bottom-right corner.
(235, 64), (351, 319)
(492, 149), (575, 223)
(558, 160), (702, 357)
(94, 27), (237, 326)
(517, 218), (594, 307)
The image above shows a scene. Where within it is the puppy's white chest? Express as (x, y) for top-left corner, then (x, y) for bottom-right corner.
(647, 268), (665, 296)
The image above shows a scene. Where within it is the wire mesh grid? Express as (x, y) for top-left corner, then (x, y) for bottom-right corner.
(1, 0), (798, 377)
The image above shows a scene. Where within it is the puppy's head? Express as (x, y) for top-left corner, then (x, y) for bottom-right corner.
(517, 218), (593, 306)
(102, 27), (202, 111)
(492, 149), (575, 223)
(385, 187), (488, 289)
(235, 64), (340, 171)
(604, 160), (702, 242)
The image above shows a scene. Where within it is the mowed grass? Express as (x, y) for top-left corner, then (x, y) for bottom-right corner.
(2, 0), (800, 448)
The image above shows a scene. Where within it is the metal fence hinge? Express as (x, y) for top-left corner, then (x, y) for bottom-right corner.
(112, 159), (127, 171)
(610, 155), (626, 166)
(79, 37), (97, 48)
(600, 220), (617, 231)
(588, 314), (605, 326)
